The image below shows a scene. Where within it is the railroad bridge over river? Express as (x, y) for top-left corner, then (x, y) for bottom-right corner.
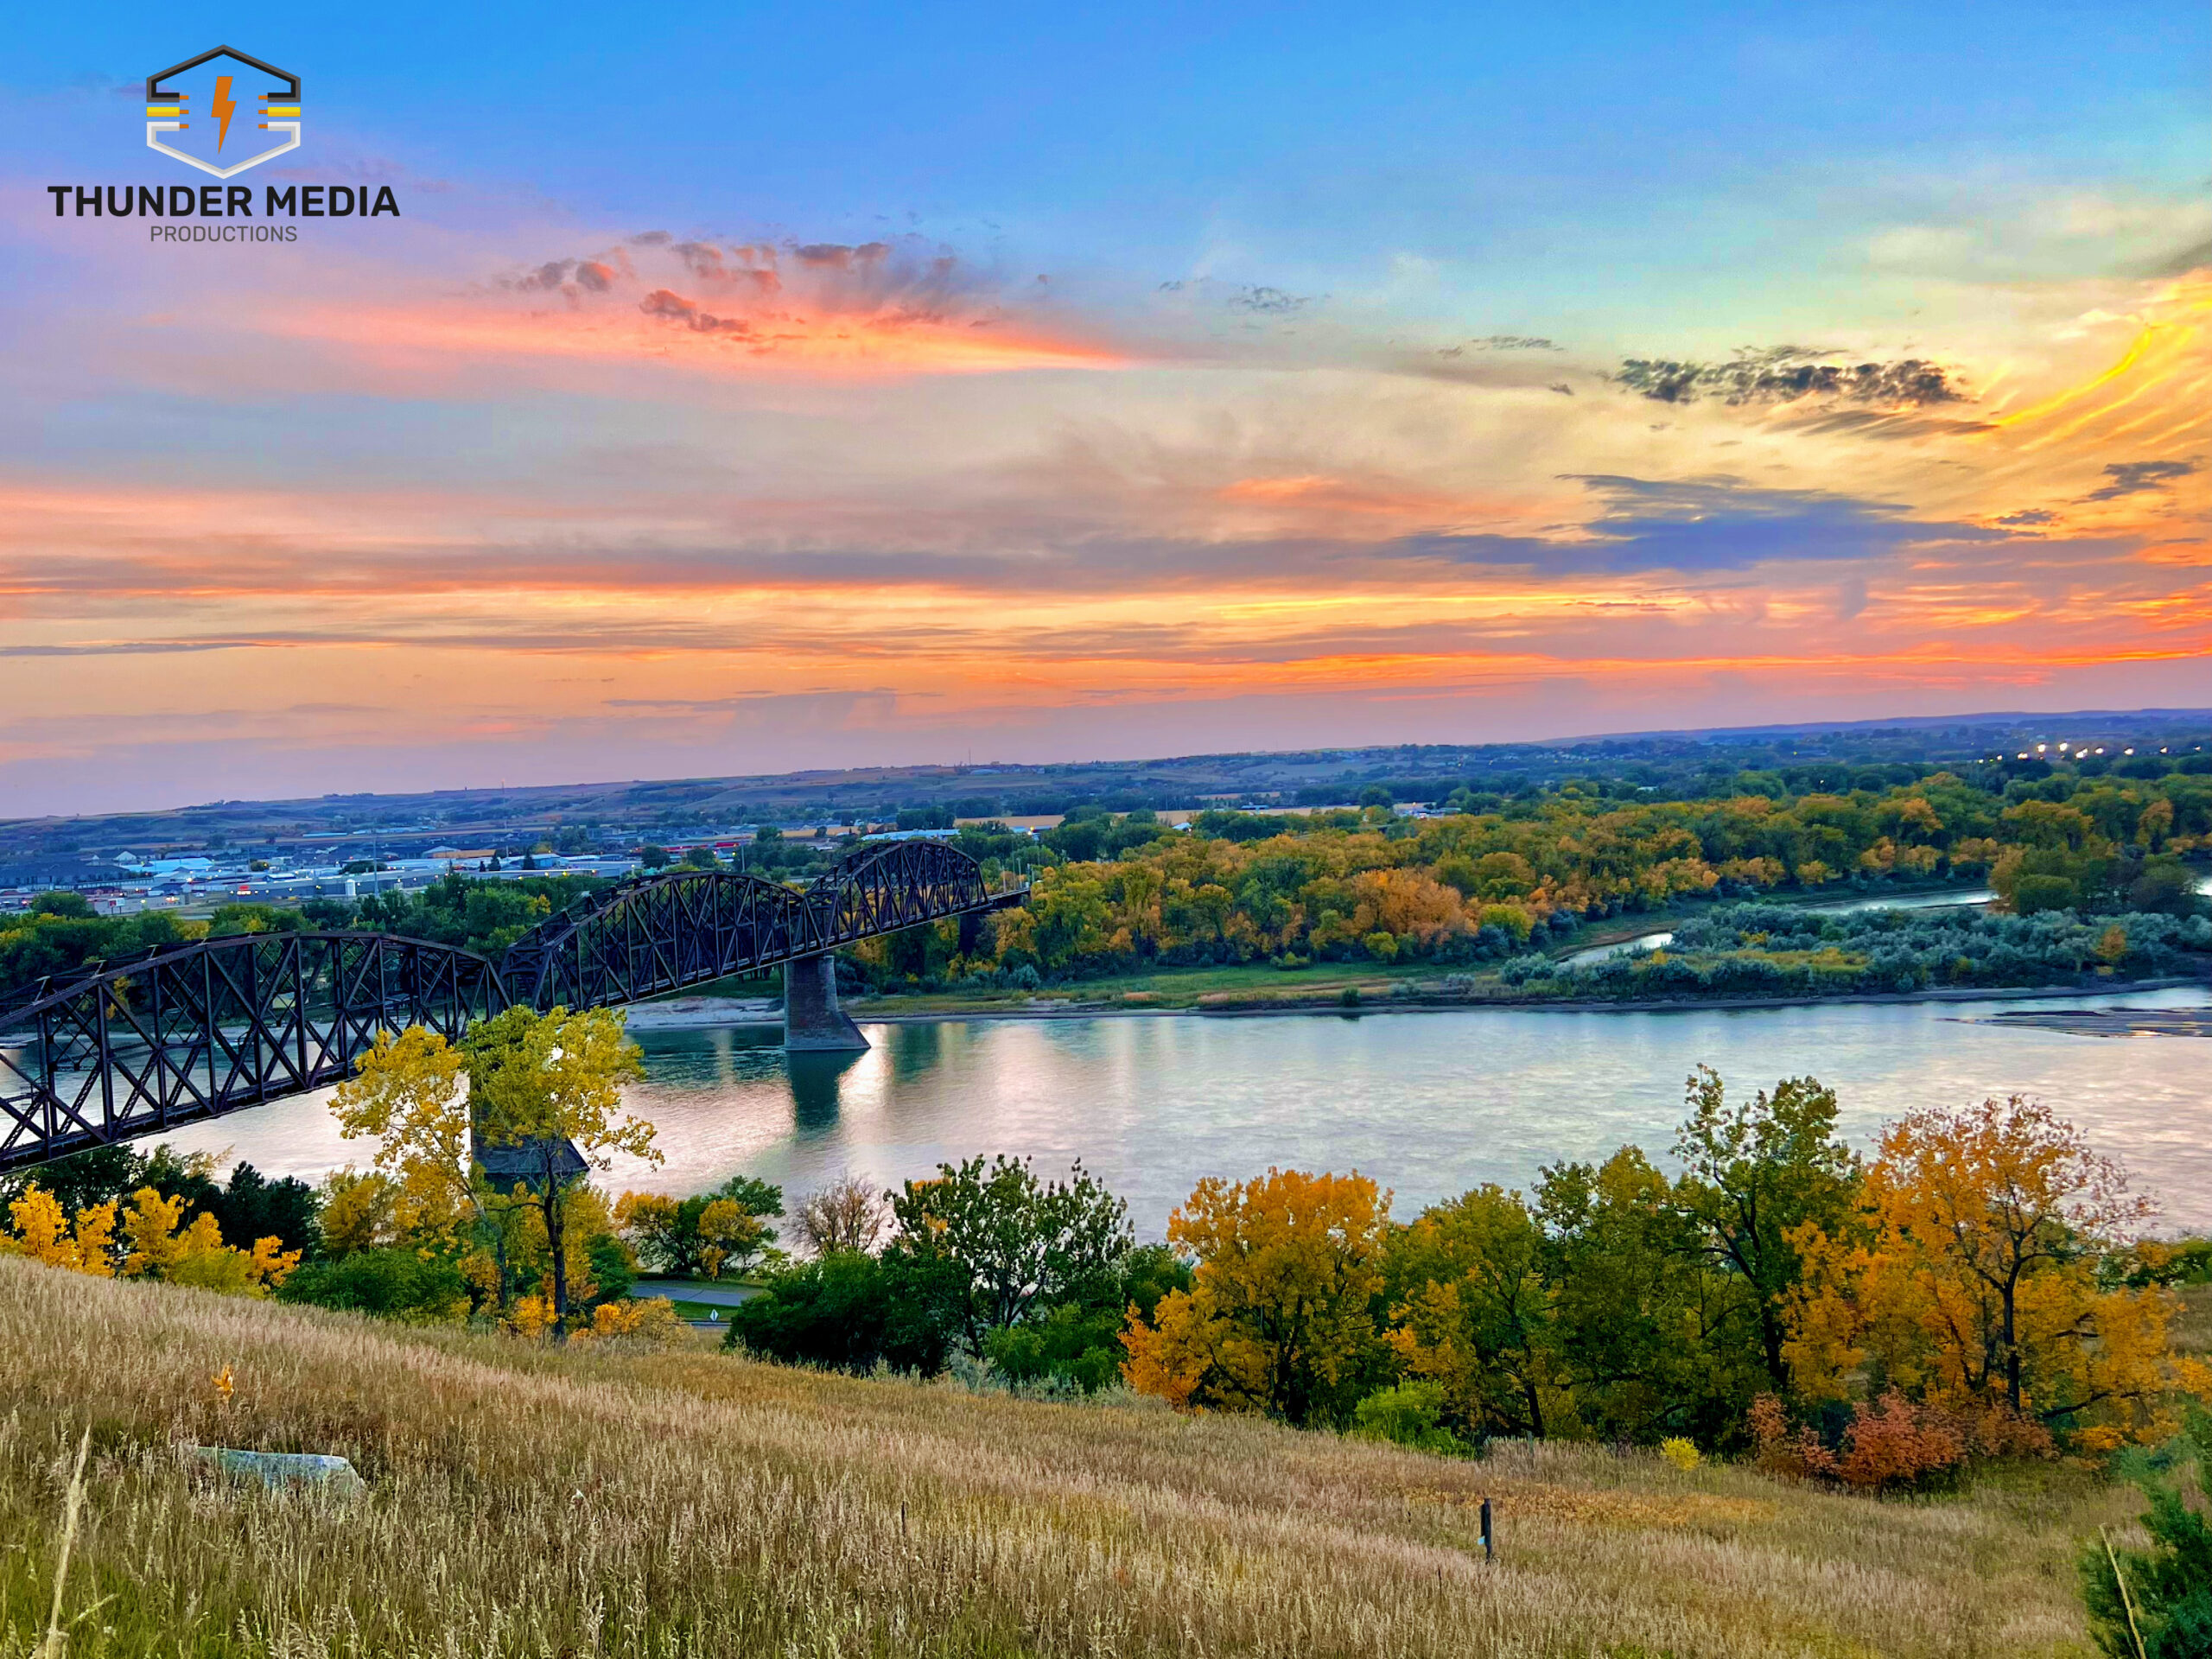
(0, 840), (1026, 1172)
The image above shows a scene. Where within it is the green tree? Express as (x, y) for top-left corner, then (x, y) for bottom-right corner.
(983, 1243), (1192, 1393)
(1537, 1147), (1756, 1445)
(1673, 1066), (1859, 1391)
(724, 1248), (968, 1375)
(890, 1155), (1133, 1348)
(2080, 1410), (2212, 1658)
(1386, 1184), (1559, 1439)
(462, 1006), (657, 1334)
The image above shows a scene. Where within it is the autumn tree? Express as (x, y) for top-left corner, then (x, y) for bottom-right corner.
(1122, 1167), (1389, 1427)
(892, 1155), (1133, 1347)
(330, 1024), (531, 1301)
(2, 1186), (117, 1276)
(462, 1005), (657, 1334)
(315, 1168), (400, 1257)
(119, 1187), (298, 1294)
(793, 1175), (891, 1256)
(616, 1176), (782, 1280)
(1673, 1066), (1859, 1390)
(1786, 1096), (2186, 1444)
(1385, 1183), (1560, 1439)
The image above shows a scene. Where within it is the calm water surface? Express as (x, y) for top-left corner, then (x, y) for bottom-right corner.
(154, 988), (2212, 1232)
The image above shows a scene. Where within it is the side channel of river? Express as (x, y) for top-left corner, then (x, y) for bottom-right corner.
(149, 985), (2212, 1234)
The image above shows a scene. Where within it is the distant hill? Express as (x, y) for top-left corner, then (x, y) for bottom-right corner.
(3, 706), (2205, 867)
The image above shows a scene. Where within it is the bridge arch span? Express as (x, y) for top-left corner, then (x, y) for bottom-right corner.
(0, 842), (1026, 1170)
(499, 868), (822, 1014)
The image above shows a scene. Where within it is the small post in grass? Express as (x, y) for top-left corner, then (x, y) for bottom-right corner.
(1479, 1497), (1493, 1563)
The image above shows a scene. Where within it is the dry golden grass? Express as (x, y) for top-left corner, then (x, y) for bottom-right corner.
(0, 1255), (2139, 1658)
(2171, 1281), (2212, 1360)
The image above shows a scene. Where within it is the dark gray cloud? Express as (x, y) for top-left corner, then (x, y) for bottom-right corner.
(1225, 285), (1309, 315)
(2151, 237), (2212, 276)
(1996, 508), (2057, 526)
(793, 242), (891, 270)
(1392, 475), (2009, 575)
(511, 257), (615, 294)
(1436, 335), (1560, 356)
(1777, 406), (1994, 439)
(1615, 347), (1967, 407)
(2082, 459), (2197, 501)
(638, 289), (753, 336)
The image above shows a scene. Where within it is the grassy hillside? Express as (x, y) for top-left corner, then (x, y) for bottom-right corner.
(0, 1257), (2144, 1658)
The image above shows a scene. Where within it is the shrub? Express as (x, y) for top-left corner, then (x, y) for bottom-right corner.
(2080, 1408), (2212, 1659)
(1659, 1437), (1701, 1472)
(278, 1247), (470, 1323)
(985, 1303), (1125, 1393)
(1749, 1392), (1979, 1492)
(724, 1248), (966, 1376)
(1351, 1382), (1468, 1454)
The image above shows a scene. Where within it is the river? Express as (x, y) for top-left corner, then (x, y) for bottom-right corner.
(147, 985), (2212, 1233)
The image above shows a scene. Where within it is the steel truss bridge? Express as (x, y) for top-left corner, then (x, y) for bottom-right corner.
(0, 840), (1023, 1172)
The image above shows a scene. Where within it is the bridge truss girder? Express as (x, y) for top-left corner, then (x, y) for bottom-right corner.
(0, 932), (503, 1172)
(0, 840), (1024, 1171)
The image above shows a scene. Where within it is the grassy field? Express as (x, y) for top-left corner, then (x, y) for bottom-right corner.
(0, 1257), (2147, 1658)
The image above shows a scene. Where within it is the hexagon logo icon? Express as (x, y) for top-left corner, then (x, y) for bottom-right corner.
(145, 46), (302, 179)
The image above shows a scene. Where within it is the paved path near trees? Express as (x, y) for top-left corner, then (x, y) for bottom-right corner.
(630, 1278), (764, 1307)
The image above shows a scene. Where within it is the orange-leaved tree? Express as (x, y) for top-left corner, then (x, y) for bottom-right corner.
(1784, 1095), (2196, 1447)
(1122, 1167), (1389, 1427)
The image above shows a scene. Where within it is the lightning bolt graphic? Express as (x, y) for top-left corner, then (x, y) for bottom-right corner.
(210, 74), (236, 151)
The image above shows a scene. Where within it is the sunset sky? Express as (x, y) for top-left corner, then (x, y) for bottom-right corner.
(4, 3), (2208, 815)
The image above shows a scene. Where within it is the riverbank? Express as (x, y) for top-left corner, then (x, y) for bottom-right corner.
(623, 994), (783, 1030)
(629, 972), (2209, 1032)
(871, 975), (2210, 1022)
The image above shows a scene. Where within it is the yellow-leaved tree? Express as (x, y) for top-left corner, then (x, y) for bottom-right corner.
(3, 1186), (118, 1276)
(119, 1187), (298, 1295)
(1784, 1095), (2197, 1448)
(331, 1024), (518, 1303)
(315, 1167), (400, 1257)
(462, 1005), (658, 1335)
(1122, 1167), (1389, 1426)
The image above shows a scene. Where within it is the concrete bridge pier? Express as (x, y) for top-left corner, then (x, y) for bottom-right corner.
(782, 953), (869, 1051)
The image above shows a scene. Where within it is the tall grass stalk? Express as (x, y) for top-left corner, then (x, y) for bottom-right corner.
(36, 1428), (89, 1659)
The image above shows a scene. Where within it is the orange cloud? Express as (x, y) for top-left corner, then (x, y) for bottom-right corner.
(276, 296), (1123, 379)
